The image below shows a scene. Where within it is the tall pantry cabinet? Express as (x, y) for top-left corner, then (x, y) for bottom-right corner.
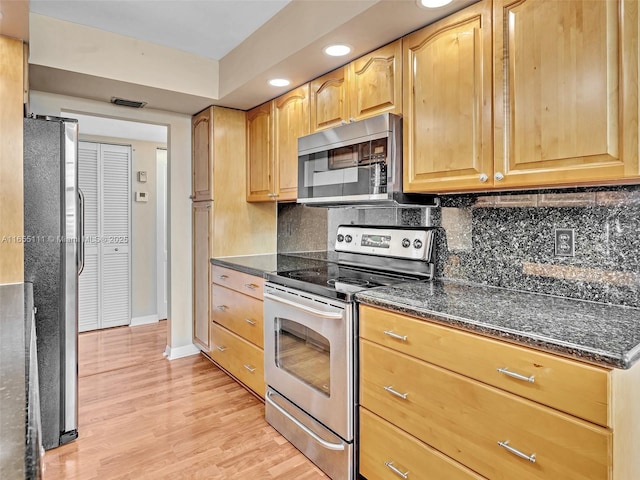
(191, 106), (277, 352)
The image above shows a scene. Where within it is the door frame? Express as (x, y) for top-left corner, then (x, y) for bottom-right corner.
(156, 148), (168, 320)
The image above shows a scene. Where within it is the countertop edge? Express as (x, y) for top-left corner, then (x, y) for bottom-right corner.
(356, 294), (627, 370)
(210, 257), (270, 278)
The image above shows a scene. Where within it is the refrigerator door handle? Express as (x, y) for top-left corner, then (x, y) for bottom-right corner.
(78, 188), (85, 275)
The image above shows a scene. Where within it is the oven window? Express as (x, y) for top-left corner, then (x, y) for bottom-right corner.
(274, 317), (330, 397)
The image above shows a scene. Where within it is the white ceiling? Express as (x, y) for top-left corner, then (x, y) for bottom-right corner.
(5, 0), (478, 114)
(29, 0), (291, 60)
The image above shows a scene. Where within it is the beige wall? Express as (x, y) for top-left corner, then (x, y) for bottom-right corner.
(30, 91), (193, 353)
(0, 35), (24, 284)
(80, 135), (166, 320)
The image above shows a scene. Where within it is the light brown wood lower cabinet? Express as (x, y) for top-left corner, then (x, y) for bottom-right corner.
(210, 323), (265, 398)
(211, 284), (264, 348)
(360, 339), (611, 480)
(360, 408), (485, 480)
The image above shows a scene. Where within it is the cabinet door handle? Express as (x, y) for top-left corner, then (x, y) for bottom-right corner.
(245, 318), (257, 326)
(244, 283), (259, 290)
(497, 367), (535, 383)
(479, 173), (488, 183)
(383, 330), (407, 342)
(494, 172), (505, 181)
(216, 345), (227, 352)
(498, 440), (536, 463)
(384, 461), (409, 479)
(384, 385), (408, 400)
(216, 305), (228, 311)
(243, 364), (256, 373)
(218, 274), (229, 280)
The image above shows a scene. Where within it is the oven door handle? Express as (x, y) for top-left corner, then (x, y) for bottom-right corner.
(264, 292), (344, 319)
(265, 390), (346, 451)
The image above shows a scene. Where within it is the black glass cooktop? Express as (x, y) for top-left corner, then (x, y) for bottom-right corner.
(265, 263), (426, 301)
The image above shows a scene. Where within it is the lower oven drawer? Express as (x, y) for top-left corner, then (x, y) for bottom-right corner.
(360, 408), (485, 480)
(210, 323), (265, 398)
(265, 388), (354, 480)
(360, 339), (611, 480)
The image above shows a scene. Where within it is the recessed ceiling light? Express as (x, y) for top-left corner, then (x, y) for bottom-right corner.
(417, 0), (453, 8)
(323, 44), (351, 57)
(269, 78), (290, 87)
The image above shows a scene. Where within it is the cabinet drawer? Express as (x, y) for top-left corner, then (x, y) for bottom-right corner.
(210, 323), (265, 398)
(211, 265), (264, 299)
(360, 408), (485, 480)
(360, 340), (611, 480)
(211, 284), (263, 348)
(360, 305), (610, 426)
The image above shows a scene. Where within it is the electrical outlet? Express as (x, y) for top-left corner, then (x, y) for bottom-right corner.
(554, 228), (575, 257)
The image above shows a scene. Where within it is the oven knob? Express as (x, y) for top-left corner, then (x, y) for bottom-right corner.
(413, 239), (423, 249)
(402, 238), (411, 248)
(337, 234), (344, 242)
(345, 235), (353, 243)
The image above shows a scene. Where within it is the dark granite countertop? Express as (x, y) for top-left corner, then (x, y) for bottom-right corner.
(0, 282), (40, 479)
(211, 252), (333, 277)
(356, 280), (640, 369)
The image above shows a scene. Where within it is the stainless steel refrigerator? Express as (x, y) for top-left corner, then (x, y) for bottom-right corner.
(23, 115), (84, 450)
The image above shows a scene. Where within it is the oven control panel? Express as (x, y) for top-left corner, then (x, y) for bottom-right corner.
(335, 225), (434, 261)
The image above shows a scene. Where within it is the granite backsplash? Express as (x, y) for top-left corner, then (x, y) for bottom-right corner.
(277, 186), (640, 308)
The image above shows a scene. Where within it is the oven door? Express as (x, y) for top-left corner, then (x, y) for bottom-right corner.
(264, 283), (354, 441)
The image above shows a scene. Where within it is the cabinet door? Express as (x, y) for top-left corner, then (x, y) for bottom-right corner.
(246, 103), (273, 202)
(310, 66), (349, 132)
(350, 40), (402, 122)
(192, 201), (212, 351)
(192, 107), (213, 201)
(494, 0), (639, 188)
(273, 84), (309, 202)
(403, 0), (493, 193)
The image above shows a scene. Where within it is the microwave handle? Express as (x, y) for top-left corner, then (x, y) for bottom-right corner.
(264, 292), (344, 319)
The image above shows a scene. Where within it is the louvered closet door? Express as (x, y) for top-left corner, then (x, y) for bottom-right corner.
(78, 141), (131, 331)
(78, 142), (100, 332)
(101, 144), (131, 328)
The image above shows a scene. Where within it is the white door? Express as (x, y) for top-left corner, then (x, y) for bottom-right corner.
(78, 141), (131, 332)
(156, 148), (168, 320)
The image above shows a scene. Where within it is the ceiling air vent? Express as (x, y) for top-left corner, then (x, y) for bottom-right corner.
(110, 97), (147, 108)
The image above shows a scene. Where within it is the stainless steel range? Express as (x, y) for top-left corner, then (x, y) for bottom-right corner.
(263, 225), (436, 479)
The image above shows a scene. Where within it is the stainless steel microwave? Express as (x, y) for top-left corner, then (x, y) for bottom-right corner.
(297, 113), (426, 207)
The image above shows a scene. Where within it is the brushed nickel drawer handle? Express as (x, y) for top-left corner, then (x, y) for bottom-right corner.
(245, 318), (257, 326)
(498, 440), (536, 463)
(385, 461), (409, 479)
(218, 274), (229, 280)
(216, 345), (227, 352)
(216, 305), (229, 311)
(497, 367), (535, 383)
(243, 364), (256, 373)
(384, 386), (408, 400)
(244, 283), (259, 290)
(383, 330), (408, 341)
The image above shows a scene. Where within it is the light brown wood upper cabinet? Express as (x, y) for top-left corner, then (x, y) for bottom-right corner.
(403, 1), (493, 193)
(310, 40), (403, 132)
(192, 107), (214, 201)
(404, 0), (639, 193)
(246, 102), (272, 202)
(273, 85), (310, 202)
(247, 85), (309, 202)
(493, 0), (639, 190)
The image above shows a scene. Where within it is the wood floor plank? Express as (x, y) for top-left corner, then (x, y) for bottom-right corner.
(43, 321), (327, 479)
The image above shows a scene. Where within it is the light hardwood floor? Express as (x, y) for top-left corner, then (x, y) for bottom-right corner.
(43, 321), (328, 479)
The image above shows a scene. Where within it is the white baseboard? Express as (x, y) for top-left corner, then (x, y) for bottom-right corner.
(163, 343), (200, 360)
(130, 314), (159, 326)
